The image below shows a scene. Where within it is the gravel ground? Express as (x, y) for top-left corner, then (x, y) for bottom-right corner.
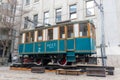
(0, 67), (119, 80)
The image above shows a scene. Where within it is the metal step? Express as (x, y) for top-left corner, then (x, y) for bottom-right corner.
(67, 52), (76, 62)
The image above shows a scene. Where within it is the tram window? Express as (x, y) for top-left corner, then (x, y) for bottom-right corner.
(67, 25), (74, 38)
(79, 23), (88, 37)
(25, 32), (29, 43)
(19, 34), (22, 43)
(91, 25), (96, 39)
(30, 31), (34, 42)
(38, 30), (42, 41)
(48, 29), (53, 40)
(60, 26), (65, 39)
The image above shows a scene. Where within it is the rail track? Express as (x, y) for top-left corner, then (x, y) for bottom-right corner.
(10, 63), (114, 73)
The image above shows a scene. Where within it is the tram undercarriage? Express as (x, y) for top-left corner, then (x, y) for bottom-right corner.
(19, 54), (97, 66)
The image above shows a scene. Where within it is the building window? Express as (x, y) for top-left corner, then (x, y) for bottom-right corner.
(33, 14), (38, 27)
(44, 11), (49, 24)
(56, 8), (62, 22)
(25, 0), (30, 5)
(67, 25), (74, 38)
(48, 29), (53, 40)
(24, 16), (29, 29)
(69, 4), (77, 19)
(34, 0), (39, 3)
(86, 0), (95, 16)
(79, 23), (88, 37)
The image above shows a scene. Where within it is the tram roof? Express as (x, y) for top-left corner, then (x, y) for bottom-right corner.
(21, 20), (94, 33)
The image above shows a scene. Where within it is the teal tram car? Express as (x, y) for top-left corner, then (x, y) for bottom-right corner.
(19, 20), (96, 66)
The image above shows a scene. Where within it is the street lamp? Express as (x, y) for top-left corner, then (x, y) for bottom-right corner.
(94, 0), (107, 66)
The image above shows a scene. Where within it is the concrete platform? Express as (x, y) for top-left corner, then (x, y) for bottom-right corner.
(0, 67), (118, 80)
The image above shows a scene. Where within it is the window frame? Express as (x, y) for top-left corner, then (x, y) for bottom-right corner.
(56, 8), (62, 22)
(34, 0), (39, 3)
(69, 4), (77, 20)
(19, 33), (22, 44)
(90, 24), (96, 39)
(66, 24), (74, 39)
(59, 26), (66, 40)
(78, 23), (89, 38)
(24, 16), (29, 29)
(25, 0), (30, 5)
(86, 0), (95, 17)
(44, 11), (49, 24)
(33, 14), (38, 27)
(25, 31), (34, 43)
(25, 32), (30, 43)
(37, 29), (43, 42)
(47, 28), (53, 41)
(29, 31), (34, 42)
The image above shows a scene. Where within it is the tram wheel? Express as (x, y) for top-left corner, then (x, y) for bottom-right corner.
(57, 58), (67, 66)
(35, 59), (42, 65)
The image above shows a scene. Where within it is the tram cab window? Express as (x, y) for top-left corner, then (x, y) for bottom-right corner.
(79, 23), (88, 37)
(25, 32), (29, 43)
(30, 31), (34, 42)
(67, 25), (74, 38)
(48, 29), (53, 40)
(91, 24), (96, 39)
(38, 30), (42, 41)
(60, 26), (65, 39)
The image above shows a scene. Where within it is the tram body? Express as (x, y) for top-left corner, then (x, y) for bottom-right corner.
(19, 20), (96, 65)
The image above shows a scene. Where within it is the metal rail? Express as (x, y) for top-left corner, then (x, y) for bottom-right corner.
(11, 63), (114, 72)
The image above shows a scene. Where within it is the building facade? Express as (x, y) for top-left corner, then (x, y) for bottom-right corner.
(19, 0), (120, 56)
(0, 0), (17, 59)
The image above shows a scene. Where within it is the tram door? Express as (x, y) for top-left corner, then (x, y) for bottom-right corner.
(66, 24), (79, 62)
(66, 24), (78, 51)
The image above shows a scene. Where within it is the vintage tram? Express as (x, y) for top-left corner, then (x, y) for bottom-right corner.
(18, 20), (96, 66)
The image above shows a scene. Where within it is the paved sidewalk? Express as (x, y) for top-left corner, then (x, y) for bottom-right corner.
(0, 67), (119, 80)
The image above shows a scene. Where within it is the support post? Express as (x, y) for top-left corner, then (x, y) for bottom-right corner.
(94, 0), (107, 66)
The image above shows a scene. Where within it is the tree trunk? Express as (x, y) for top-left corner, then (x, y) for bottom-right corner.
(1, 47), (6, 65)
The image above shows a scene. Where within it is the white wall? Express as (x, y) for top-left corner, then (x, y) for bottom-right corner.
(115, 0), (120, 45)
(104, 0), (119, 46)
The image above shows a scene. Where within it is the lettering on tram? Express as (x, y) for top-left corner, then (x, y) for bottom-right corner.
(46, 43), (56, 49)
